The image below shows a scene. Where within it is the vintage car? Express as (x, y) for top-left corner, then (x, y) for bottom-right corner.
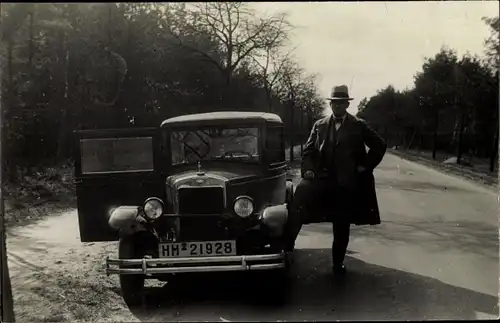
(74, 111), (295, 306)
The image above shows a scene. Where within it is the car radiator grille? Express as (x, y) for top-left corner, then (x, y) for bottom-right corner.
(178, 215), (229, 242)
(178, 186), (225, 215)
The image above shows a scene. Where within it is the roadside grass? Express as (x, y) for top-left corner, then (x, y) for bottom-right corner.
(3, 162), (76, 228)
(11, 242), (134, 323)
(388, 148), (498, 189)
(4, 161), (137, 322)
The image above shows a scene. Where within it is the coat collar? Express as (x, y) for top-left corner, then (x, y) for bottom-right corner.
(332, 113), (347, 123)
(325, 112), (355, 125)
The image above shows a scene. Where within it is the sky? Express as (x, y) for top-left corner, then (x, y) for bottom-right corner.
(251, 1), (497, 115)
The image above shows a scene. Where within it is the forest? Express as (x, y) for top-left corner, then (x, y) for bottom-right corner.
(1, 2), (326, 183)
(357, 16), (499, 172)
(1, 3), (498, 181)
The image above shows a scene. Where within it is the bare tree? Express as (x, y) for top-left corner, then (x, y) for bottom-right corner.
(277, 58), (326, 161)
(278, 58), (305, 162)
(165, 2), (291, 86)
(298, 73), (324, 129)
(251, 45), (296, 112)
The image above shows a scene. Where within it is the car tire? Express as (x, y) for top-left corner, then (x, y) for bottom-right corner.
(118, 236), (146, 308)
(261, 268), (291, 305)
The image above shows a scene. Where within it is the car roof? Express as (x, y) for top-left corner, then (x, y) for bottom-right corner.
(161, 111), (283, 127)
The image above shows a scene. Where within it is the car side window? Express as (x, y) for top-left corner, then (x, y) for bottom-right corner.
(267, 126), (285, 164)
(80, 137), (154, 174)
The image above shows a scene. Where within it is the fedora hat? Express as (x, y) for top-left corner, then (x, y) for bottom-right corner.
(327, 85), (354, 101)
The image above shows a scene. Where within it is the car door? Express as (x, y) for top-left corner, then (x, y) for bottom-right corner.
(74, 127), (165, 242)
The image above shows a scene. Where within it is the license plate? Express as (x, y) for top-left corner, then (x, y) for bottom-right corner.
(158, 240), (237, 258)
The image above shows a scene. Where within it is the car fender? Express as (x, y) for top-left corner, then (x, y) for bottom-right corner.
(260, 204), (288, 236)
(108, 206), (148, 236)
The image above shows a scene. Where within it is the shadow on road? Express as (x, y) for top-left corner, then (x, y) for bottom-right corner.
(302, 220), (498, 259)
(125, 248), (498, 321)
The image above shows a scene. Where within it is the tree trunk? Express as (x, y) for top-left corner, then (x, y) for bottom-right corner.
(407, 128), (416, 150)
(28, 11), (34, 70)
(0, 205), (16, 323)
(225, 69), (232, 88)
(265, 87), (273, 113)
(432, 111), (439, 160)
(289, 100), (295, 162)
(0, 55), (16, 323)
(456, 111), (466, 165)
(5, 40), (16, 183)
(25, 10), (35, 175)
(307, 105), (313, 130)
(57, 34), (70, 160)
(490, 107), (499, 172)
(300, 108), (304, 156)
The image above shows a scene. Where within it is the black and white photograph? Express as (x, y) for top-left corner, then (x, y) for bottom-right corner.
(1, 1), (498, 322)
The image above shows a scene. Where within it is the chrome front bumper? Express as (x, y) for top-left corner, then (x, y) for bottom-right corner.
(105, 253), (288, 276)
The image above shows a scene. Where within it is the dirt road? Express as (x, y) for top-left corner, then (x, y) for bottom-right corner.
(6, 153), (499, 322)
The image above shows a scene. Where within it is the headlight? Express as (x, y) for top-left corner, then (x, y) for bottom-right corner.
(234, 196), (254, 218)
(143, 197), (164, 220)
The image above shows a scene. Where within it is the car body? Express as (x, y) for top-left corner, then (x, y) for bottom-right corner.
(73, 111), (295, 306)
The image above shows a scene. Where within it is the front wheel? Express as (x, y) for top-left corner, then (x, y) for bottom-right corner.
(118, 236), (146, 308)
(119, 273), (145, 307)
(259, 267), (292, 305)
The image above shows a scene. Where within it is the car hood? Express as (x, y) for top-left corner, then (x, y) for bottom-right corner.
(166, 168), (259, 189)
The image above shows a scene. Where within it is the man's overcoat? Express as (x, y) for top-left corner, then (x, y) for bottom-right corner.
(300, 113), (387, 225)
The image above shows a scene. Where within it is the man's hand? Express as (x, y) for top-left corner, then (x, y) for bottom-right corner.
(303, 170), (315, 180)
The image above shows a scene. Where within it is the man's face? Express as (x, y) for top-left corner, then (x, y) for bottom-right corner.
(329, 100), (350, 116)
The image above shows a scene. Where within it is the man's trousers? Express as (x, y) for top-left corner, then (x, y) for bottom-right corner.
(286, 178), (354, 265)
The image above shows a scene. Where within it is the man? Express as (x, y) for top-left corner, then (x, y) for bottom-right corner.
(285, 85), (386, 277)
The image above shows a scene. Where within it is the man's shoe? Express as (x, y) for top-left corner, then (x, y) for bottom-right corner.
(333, 264), (346, 277)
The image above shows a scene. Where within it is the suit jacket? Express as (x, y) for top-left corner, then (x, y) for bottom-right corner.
(300, 113), (387, 225)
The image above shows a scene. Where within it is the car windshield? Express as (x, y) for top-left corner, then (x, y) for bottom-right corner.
(170, 126), (259, 165)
